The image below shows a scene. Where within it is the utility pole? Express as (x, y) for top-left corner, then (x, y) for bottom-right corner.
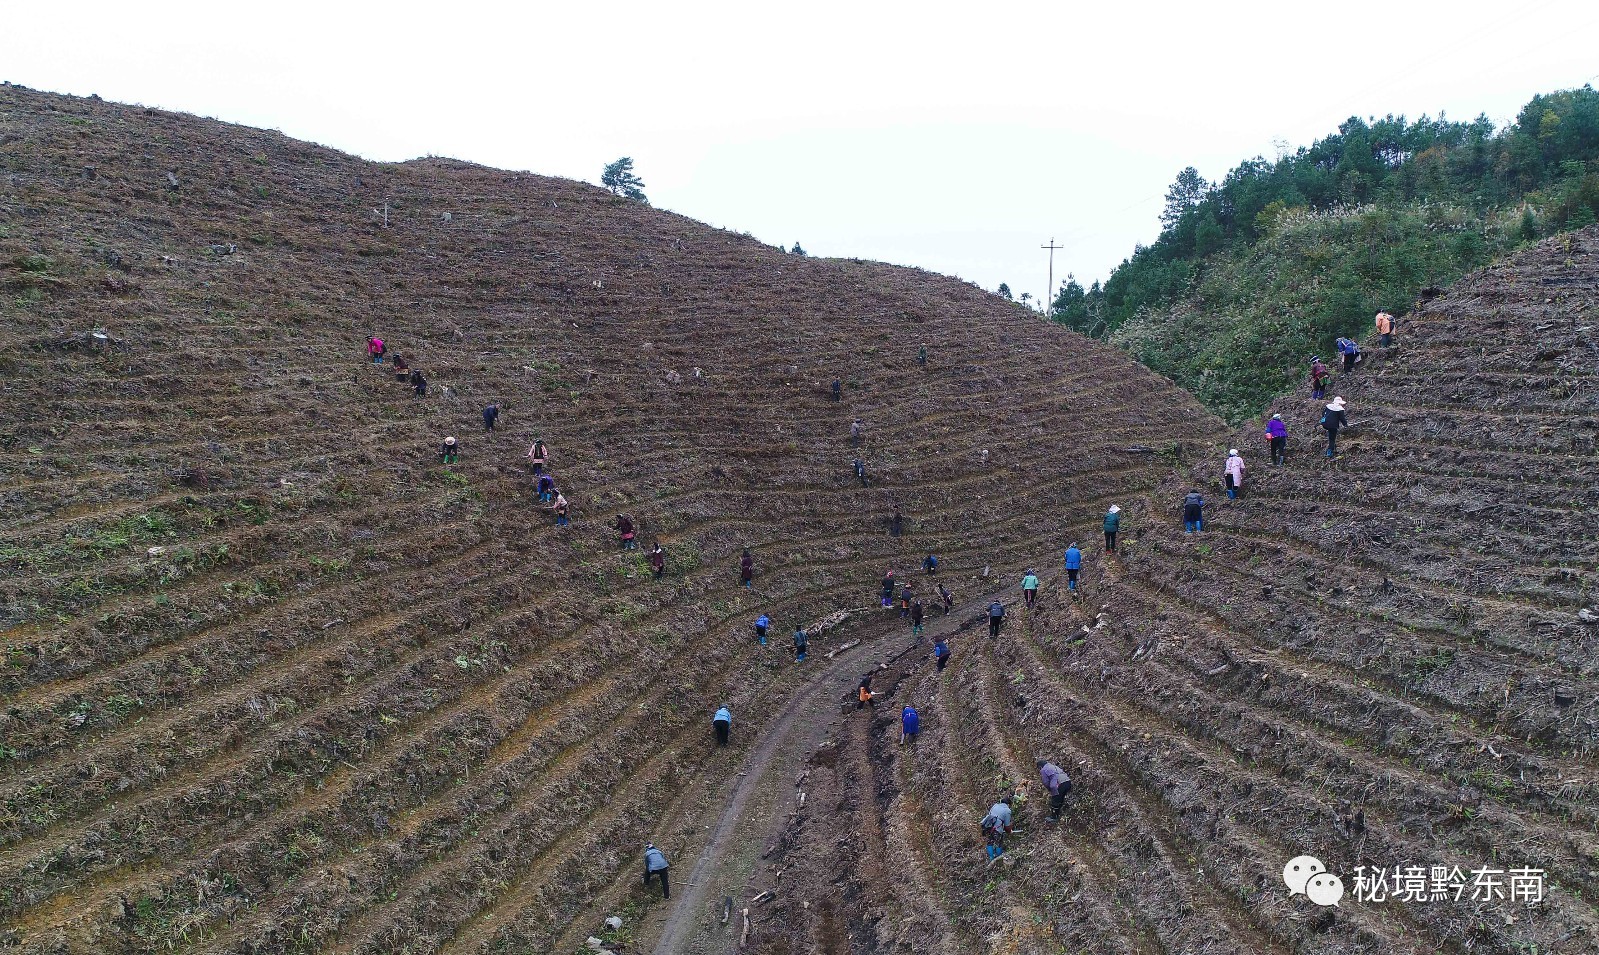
(1040, 238), (1063, 318)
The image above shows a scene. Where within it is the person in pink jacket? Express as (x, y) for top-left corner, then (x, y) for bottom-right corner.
(1224, 448), (1246, 499)
(366, 336), (386, 364)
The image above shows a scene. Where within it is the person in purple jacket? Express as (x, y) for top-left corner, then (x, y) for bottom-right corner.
(1266, 414), (1288, 466)
(1037, 759), (1072, 823)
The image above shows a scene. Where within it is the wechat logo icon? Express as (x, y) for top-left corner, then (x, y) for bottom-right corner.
(1284, 855), (1345, 907)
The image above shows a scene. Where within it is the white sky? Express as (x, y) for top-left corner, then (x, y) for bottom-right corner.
(7, 0), (1598, 304)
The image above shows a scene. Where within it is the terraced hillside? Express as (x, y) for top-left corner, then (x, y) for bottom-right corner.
(761, 230), (1599, 954)
(0, 86), (1218, 953)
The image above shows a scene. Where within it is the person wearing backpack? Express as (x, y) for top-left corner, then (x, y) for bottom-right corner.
(1336, 337), (1362, 373)
(981, 796), (1014, 861)
(1321, 397), (1348, 458)
(1309, 357), (1329, 399)
(988, 599), (1005, 637)
(1037, 760), (1072, 823)
(1375, 311), (1395, 347)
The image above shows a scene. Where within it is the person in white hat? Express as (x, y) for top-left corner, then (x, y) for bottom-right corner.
(1224, 448), (1246, 499)
(439, 436), (460, 465)
(1104, 504), (1122, 553)
(1321, 397), (1348, 457)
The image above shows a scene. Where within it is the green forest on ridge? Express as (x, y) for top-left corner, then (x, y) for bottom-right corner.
(1052, 85), (1599, 421)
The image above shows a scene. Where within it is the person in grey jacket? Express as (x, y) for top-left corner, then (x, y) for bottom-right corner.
(1037, 759), (1072, 823)
(643, 843), (670, 898)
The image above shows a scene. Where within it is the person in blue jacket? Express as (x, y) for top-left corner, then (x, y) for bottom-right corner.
(754, 614), (770, 646)
(1182, 491), (1205, 534)
(900, 704), (920, 745)
(1063, 543), (1082, 591)
(643, 843), (671, 898)
(713, 705), (732, 746)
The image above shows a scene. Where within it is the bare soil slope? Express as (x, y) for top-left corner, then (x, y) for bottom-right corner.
(760, 230), (1599, 954)
(0, 85), (1215, 954)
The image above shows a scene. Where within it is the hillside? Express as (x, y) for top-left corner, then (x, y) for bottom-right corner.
(763, 230), (1599, 954)
(0, 85), (1219, 953)
(1059, 85), (1599, 421)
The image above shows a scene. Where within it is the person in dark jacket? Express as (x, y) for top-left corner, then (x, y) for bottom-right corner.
(934, 637), (951, 672)
(536, 473), (556, 502)
(853, 457), (867, 486)
(616, 513), (636, 550)
(1182, 491), (1205, 534)
(988, 600), (1005, 637)
(740, 548), (754, 587)
(910, 599), (924, 637)
(643, 843), (671, 898)
(411, 370), (427, 397)
(439, 436), (460, 465)
(938, 582), (954, 615)
(1104, 504), (1121, 553)
(713, 706), (732, 746)
(888, 508), (903, 538)
(527, 438), (548, 474)
(391, 354), (409, 381)
(1037, 759), (1072, 823)
(794, 625), (808, 662)
(1322, 397), (1349, 457)
(857, 674), (875, 709)
(880, 570), (896, 607)
(1266, 414), (1288, 466)
(482, 403), (500, 432)
(649, 541), (665, 579)
(899, 582), (914, 618)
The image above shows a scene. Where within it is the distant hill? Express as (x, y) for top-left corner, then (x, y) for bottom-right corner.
(1055, 85), (1599, 421)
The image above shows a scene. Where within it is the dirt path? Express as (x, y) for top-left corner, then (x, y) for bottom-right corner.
(647, 587), (1010, 955)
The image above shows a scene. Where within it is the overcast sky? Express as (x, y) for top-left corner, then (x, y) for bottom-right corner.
(8, 1), (1597, 304)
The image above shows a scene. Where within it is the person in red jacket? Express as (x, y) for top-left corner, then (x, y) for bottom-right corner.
(739, 548), (754, 588)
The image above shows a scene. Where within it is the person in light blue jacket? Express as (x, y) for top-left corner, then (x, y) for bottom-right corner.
(643, 843), (671, 898)
(713, 706), (732, 747)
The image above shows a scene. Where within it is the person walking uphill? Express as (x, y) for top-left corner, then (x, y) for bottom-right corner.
(643, 844), (671, 899)
(1376, 310), (1395, 347)
(439, 436), (460, 465)
(988, 599), (1005, 637)
(910, 599), (924, 637)
(1183, 490), (1205, 534)
(1021, 570), (1040, 609)
(482, 403), (499, 432)
(1064, 544), (1082, 592)
(981, 796), (1014, 861)
(1224, 448), (1246, 500)
(1037, 760), (1072, 824)
(754, 614), (771, 646)
(853, 457), (867, 487)
(1266, 414), (1288, 466)
(1321, 396), (1348, 458)
(1309, 357), (1329, 400)
(740, 548), (754, 588)
(713, 706), (732, 747)
(1336, 336), (1362, 374)
(1104, 504), (1121, 553)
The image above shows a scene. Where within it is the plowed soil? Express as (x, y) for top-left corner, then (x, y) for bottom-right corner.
(0, 85), (1214, 954)
(759, 230), (1599, 954)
